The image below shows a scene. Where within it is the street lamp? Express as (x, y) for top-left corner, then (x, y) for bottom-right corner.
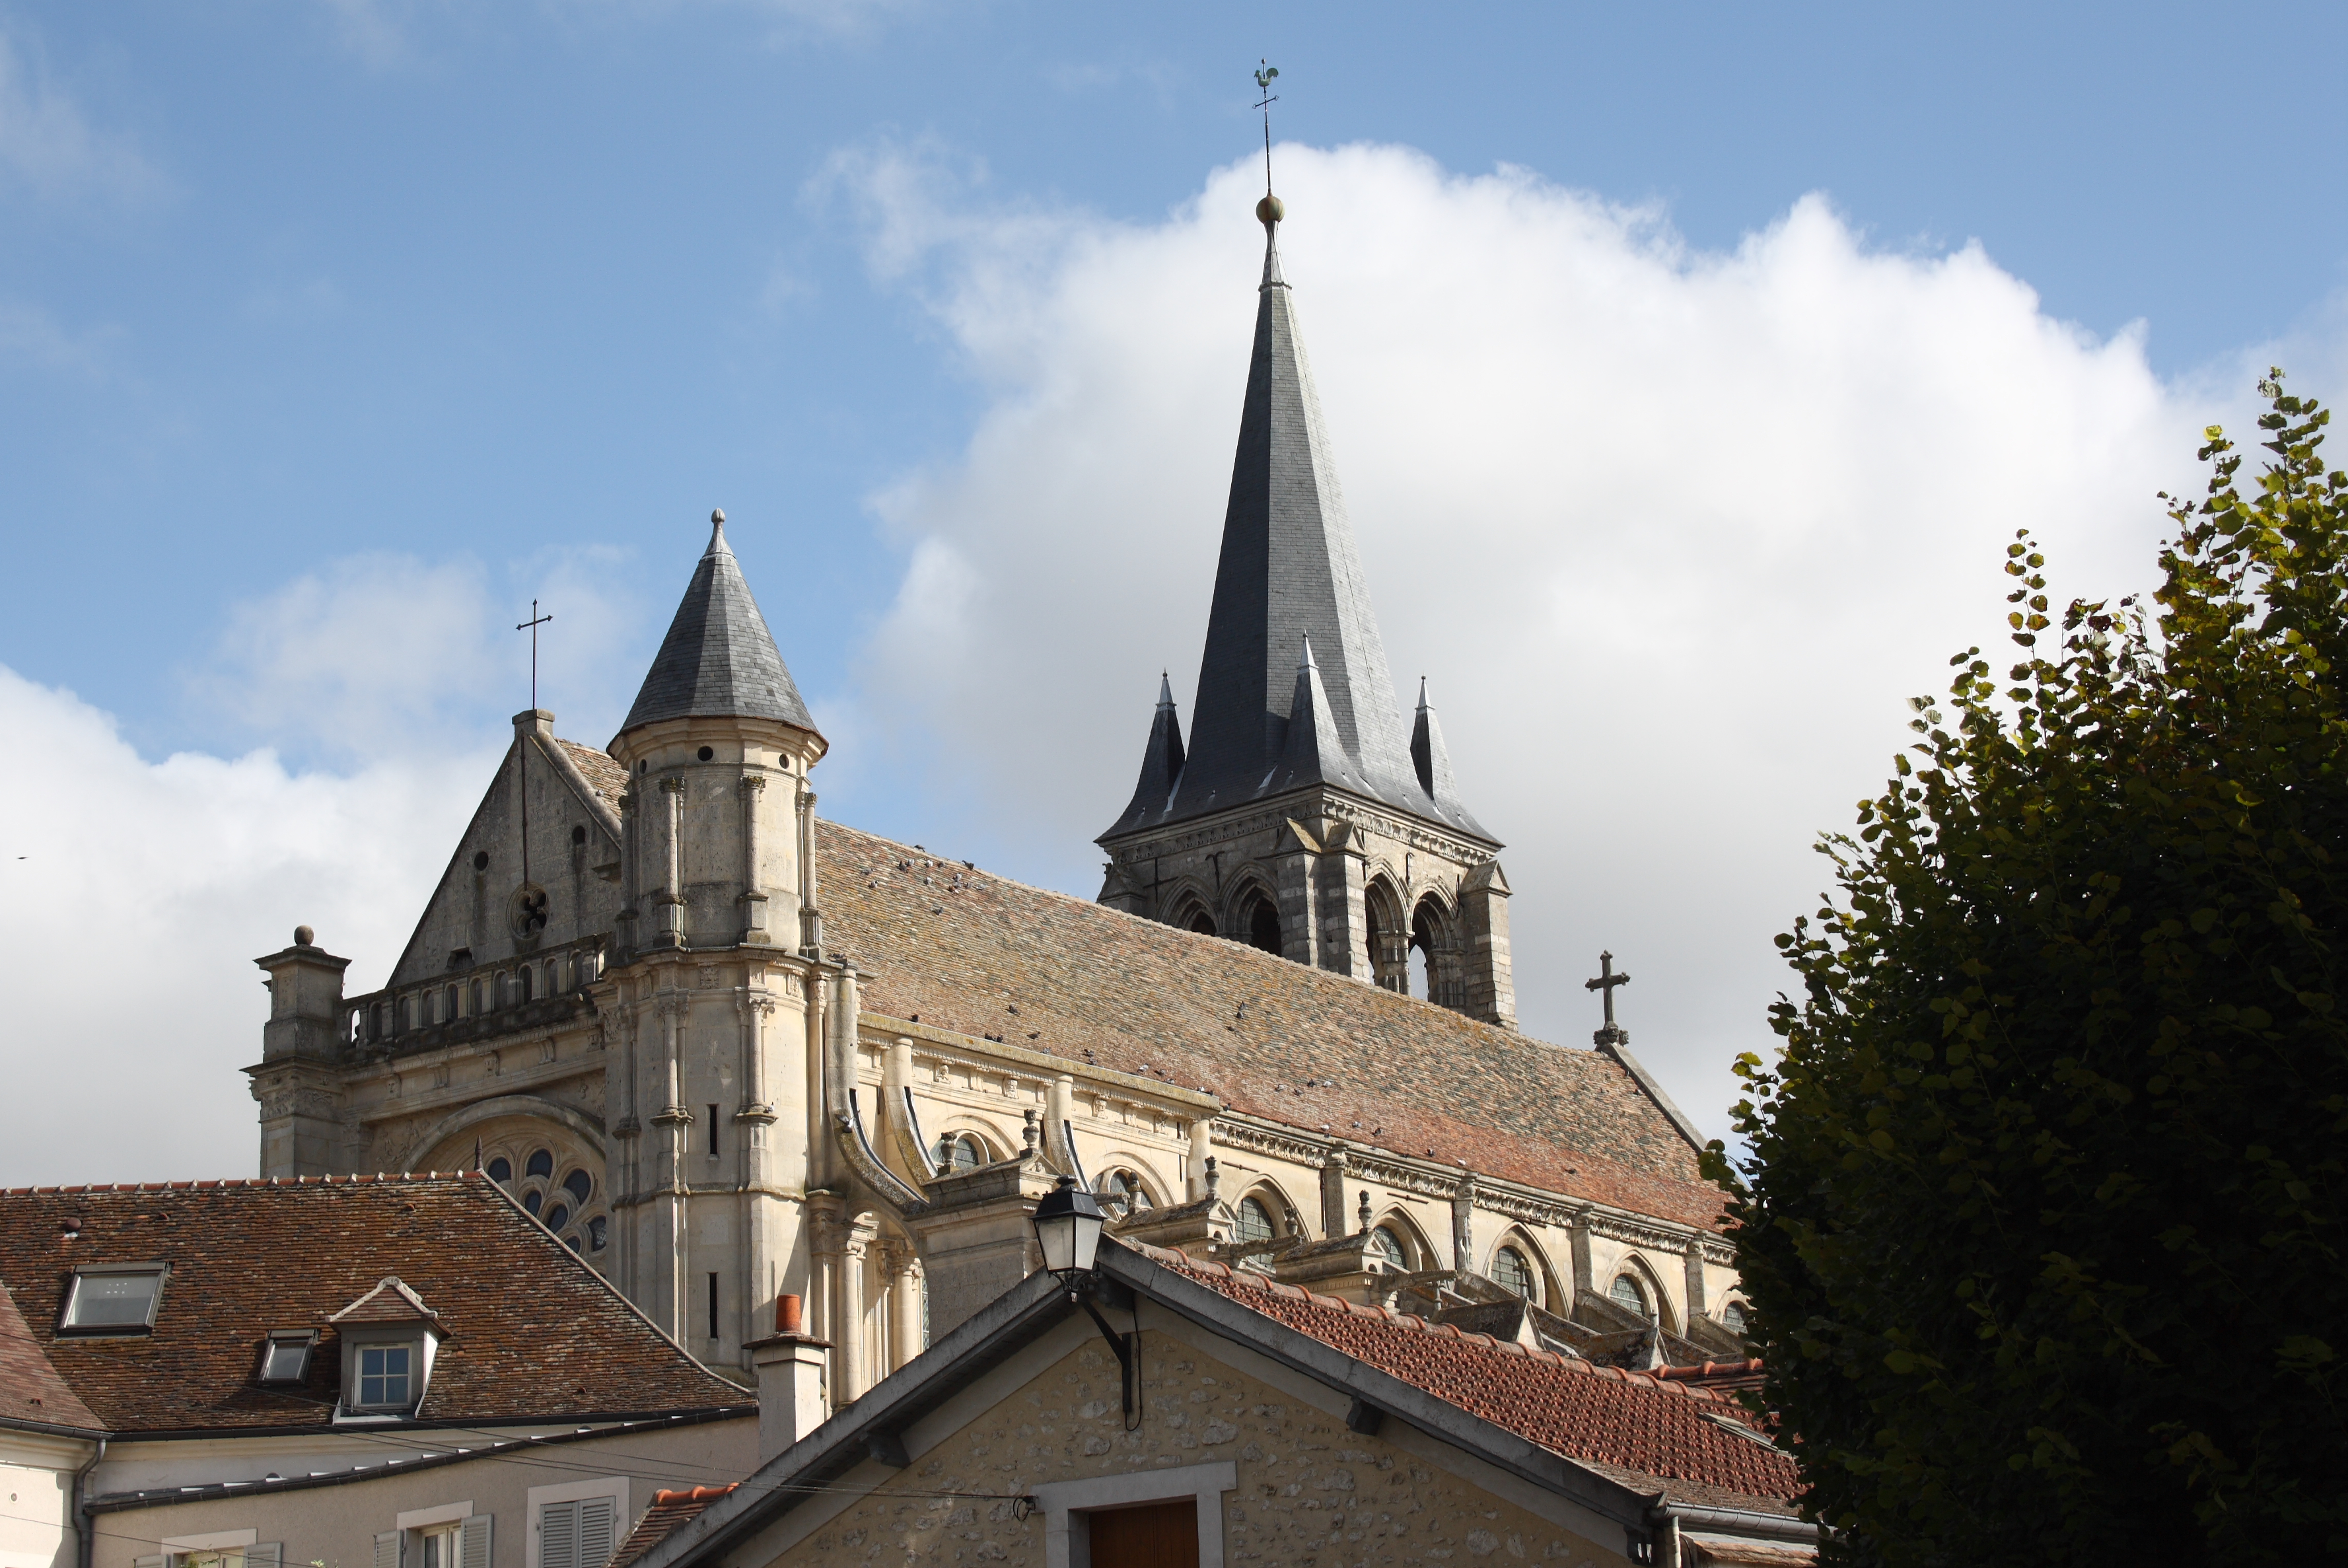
(1032, 1174), (1106, 1299)
(1030, 1174), (1137, 1423)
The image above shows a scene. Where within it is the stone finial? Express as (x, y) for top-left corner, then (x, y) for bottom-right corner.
(1022, 1106), (1040, 1157)
(1203, 1155), (1220, 1199)
(294, 925), (316, 947)
(1357, 1189), (1372, 1234)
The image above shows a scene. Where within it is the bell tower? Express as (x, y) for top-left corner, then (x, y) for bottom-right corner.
(1096, 201), (1515, 1028)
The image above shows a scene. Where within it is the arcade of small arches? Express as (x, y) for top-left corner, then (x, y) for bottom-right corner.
(1158, 870), (1474, 1011)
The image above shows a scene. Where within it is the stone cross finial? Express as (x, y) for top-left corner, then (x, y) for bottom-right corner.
(1585, 950), (1631, 1029)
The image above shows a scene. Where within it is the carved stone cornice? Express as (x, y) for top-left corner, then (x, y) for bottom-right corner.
(1210, 1118), (1325, 1168)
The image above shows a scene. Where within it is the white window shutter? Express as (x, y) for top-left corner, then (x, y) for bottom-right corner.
(578, 1498), (614, 1568)
(540, 1501), (577, 1568)
(250, 1547), (283, 1568)
(375, 1532), (401, 1568)
(460, 1516), (491, 1568)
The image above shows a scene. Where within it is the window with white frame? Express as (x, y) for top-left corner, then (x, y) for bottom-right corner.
(60, 1263), (168, 1334)
(142, 1530), (277, 1568)
(357, 1343), (414, 1406)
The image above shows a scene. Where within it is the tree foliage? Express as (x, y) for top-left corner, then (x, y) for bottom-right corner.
(1710, 376), (2348, 1563)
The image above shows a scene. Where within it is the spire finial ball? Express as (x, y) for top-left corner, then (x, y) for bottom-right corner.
(711, 509), (725, 526)
(295, 925), (315, 947)
(1256, 194), (1284, 227)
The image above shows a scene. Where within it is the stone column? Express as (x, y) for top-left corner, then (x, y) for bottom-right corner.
(804, 967), (832, 1188)
(1567, 1210), (1596, 1314)
(797, 783), (822, 954)
(832, 1213), (878, 1407)
(1318, 1155), (1349, 1239)
(1450, 1173), (1477, 1275)
(651, 993), (695, 1341)
(1682, 1237), (1709, 1324)
(878, 1238), (925, 1374)
(1186, 1116), (1217, 1199)
(656, 775), (687, 948)
(616, 785), (639, 956)
(739, 773), (769, 945)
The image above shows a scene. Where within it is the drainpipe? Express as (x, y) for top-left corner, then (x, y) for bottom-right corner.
(73, 1435), (107, 1568)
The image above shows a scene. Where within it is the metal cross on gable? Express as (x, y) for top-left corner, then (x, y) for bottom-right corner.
(1585, 950), (1631, 1028)
(517, 599), (553, 711)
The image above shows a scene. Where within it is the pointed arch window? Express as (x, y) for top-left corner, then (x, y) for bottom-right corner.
(1234, 1196), (1275, 1246)
(935, 1134), (985, 1173)
(1610, 1271), (1651, 1318)
(1491, 1244), (1534, 1301)
(1369, 1226), (1407, 1271)
(1246, 895), (1282, 955)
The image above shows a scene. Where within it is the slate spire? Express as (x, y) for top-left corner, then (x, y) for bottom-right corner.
(1411, 676), (1459, 804)
(1101, 205), (1489, 843)
(618, 510), (818, 740)
(1110, 673), (1188, 830)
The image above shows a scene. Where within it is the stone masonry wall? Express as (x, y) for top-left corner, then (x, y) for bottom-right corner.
(767, 1332), (1631, 1568)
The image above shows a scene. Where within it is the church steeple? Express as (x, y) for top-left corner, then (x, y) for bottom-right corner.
(1100, 203), (1488, 844)
(618, 509), (818, 742)
(1094, 192), (1514, 1026)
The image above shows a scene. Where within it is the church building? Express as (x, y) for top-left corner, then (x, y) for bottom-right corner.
(246, 195), (1745, 1415)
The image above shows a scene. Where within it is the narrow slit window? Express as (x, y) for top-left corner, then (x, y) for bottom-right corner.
(707, 1105), (720, 1157)
(707, 1272), (720, 1339)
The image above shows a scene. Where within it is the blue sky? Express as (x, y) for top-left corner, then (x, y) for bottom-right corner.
(5, 1), (2347, 1179)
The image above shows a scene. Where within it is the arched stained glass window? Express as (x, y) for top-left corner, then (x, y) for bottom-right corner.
(1234, 1197), (1274, 1246)
(522, 1189), (542, 1217)
(1370, 1226), (1407, 1271)
(935, 1134), (985, 1173)
(486, 1157), (513, 1184)
(1492, 1245), (1534, 1300)
(588, 1215), (608, 1252)
(545, 1203), (570, 1232)
(1610, 1272), (1650, 1318)
(562, 1169), (592, 1205)
(525, 1149), (554, 1178)
(1722, 1301), (1750, 1335)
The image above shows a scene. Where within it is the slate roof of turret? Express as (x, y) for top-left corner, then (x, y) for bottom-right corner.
(618, 514), (818, 742)
(1104, 217), (1490, 845)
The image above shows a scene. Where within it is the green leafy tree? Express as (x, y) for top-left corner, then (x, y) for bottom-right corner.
(1710, 375), (2348, 1563)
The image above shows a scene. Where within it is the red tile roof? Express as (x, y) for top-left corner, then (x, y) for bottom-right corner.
(814, 821), (1723, 1227)
(0, 1175), (751, 1435)
(0, 1282), (102, 1434)
(1143, 1245), (1800, 1514)
(610, 1485), (740, 1568)
(1655, 1358), (1767, 1396)
(559, 741), (628, 810)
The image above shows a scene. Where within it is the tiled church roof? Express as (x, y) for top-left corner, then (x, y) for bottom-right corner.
(816, 821), (1723, 1226)
(1143, 1244), (1800, 1515)
(0, 1176), (750, 1435)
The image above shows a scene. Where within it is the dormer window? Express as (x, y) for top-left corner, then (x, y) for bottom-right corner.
(328, 1275), (445, 1421)
(258, 1330), (318, 1382)
(60, 1263), (168, 1335)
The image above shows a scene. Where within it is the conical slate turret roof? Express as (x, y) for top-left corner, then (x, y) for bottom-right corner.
(1100, 215), (1490, 844)
(618, 513), (818, 740)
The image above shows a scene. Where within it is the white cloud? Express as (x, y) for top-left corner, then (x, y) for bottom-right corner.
(0, 29), (160, 202)
(836, 141), (2274, 1141)
(0, 665), (489, 1186)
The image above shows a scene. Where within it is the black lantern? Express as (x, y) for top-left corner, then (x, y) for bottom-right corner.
(1030, 1174), (1137, 1422)
(1032, 1175), (1106, 1297)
